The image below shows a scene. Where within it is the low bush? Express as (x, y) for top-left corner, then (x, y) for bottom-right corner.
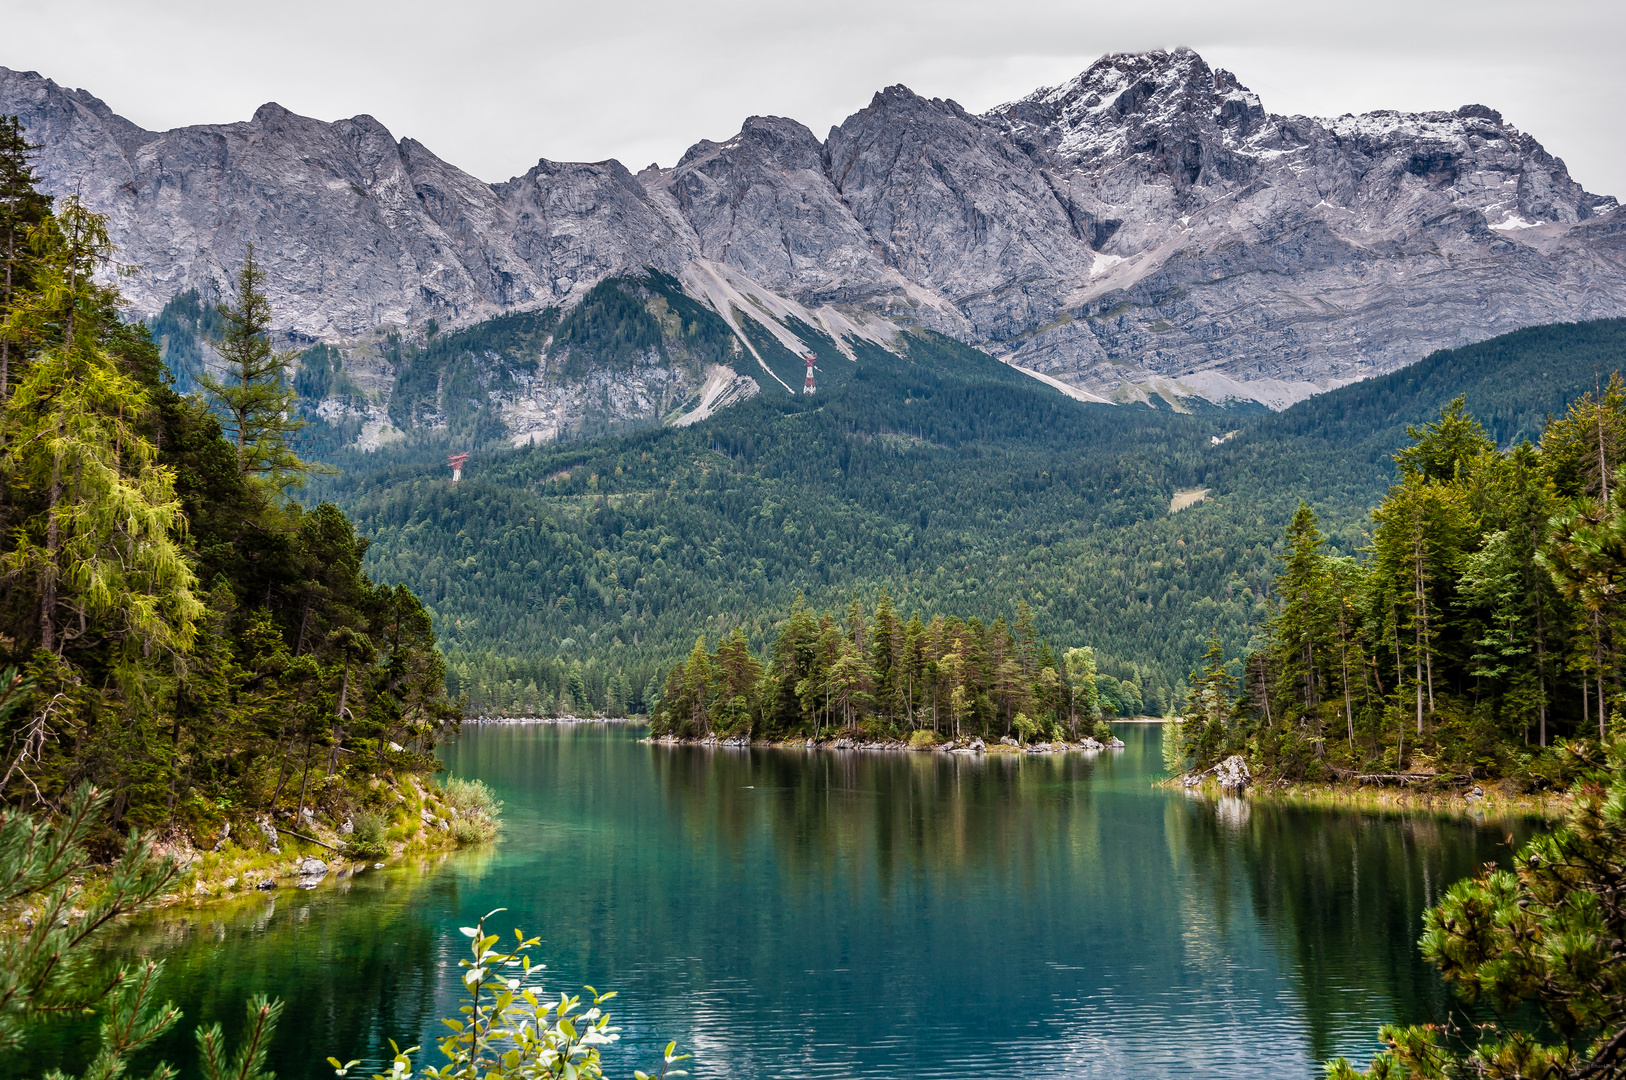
(441, 777), (502, 819)
(908, 729), (941, 749)
(343, 810), (388, 860)
(451, 817), (496, 845)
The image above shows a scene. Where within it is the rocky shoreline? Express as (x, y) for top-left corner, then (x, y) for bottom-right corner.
(462, 715), (644, 725)
(134, 776), (494, 910)
(645, 733), (1127, 754)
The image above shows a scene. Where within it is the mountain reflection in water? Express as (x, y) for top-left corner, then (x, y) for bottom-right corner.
(9, 723), (1538, 1080)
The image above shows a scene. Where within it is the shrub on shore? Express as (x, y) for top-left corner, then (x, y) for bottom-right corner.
(343, 811), (388, 860)
(440, 777), (502, 845)
(1328, 738), (1626, 1077)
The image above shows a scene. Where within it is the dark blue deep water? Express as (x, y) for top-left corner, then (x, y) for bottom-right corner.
(14, 723), (1535, 1079)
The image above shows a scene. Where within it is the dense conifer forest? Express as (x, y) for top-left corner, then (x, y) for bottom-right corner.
(0, 118), (459, 841)
(294, 293), (1626, 722)
(647, 593), (1128, 743)
(1176, 379), (1626, 785)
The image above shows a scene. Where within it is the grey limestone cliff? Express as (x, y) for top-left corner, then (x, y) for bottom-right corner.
(2, 46), (1622, 425)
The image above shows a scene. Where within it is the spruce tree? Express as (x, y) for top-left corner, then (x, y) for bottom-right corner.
(0, 115), (51, 399)
(202, 245), (305, 490)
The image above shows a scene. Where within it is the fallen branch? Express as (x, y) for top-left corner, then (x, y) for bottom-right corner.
(275, 827), (338, 852)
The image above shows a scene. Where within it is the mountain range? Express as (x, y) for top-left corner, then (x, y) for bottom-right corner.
(3, 46), (1623, 423)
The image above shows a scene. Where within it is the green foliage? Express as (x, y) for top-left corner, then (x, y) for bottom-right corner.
(294, 343), (341, 402)
(306, 296), (1626, 731)
(388, 309), (559, 438)
(0, 196), (202, 658)
(0, 114), (51, 399)
(649, 594), (1109, 742)
(197, 997), (282, 1080)
(439, 778), (501, 845)
(0, 155), (459, 846)
(149, 288), (223, 396)
(202, 245), (307, 492)
(2, 787), (291, 1080)
(343, 810), (389, 860)
(441, 777), (501, 819)
(334, 909), (687, 1080)
(1326, 741), (1626, 1078)
(1182, 378), (1626, 785)
(0, 785), (186, 1058)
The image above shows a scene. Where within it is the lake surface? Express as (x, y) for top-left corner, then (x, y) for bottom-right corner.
(15, 723), (1537, 1080)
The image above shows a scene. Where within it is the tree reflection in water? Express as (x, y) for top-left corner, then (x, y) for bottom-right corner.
(8, 724), (1548, 1080)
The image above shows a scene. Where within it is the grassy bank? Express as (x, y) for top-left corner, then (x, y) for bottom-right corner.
(4, 775), (502, 934)
(1169, 775), (1568, 821)
(152, 775), (502, 907)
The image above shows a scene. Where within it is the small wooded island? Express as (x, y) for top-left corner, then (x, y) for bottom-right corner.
(646, 593), (1127, 749)
(646, 386), (1626, 812)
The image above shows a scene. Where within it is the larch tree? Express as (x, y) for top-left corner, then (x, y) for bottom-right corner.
(0, 197), (201, 658)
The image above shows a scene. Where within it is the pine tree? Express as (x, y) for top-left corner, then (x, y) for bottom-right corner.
(869, 589), (899, 721)
(1541, 373), (1626, 502)
(202, 245), (306, 490)
(1183, 634), (1239, 767)
(0, 115), (51, 399)
(1, 785), (284, 1080)
(1270, 502), (1334, 753)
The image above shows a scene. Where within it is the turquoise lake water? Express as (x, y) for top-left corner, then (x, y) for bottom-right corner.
(13, 722), (1536, 1079)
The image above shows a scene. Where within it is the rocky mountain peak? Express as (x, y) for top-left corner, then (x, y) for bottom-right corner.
(990, 47), (1264, 179)
(2, 53), (1622, 423)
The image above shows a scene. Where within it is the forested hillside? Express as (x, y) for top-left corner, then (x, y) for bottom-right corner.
(302, 272), (1626, 718)
(0, 120), (459, 843)
(1179, 374), (1626, 785)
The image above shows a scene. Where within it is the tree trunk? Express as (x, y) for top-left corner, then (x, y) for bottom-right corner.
(266, 724), (298, 810)
(1416, 654), (1424, 738)
(41, 454), (59, 653)
(1, 226), (12, 398)
(294, 740), (314, 814)
(328, 661), (351, 777)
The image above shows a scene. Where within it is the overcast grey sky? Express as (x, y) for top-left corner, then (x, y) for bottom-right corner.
(5, 0), (1623, 195)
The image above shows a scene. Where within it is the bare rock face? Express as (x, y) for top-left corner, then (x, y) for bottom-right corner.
(981, 48), (1626, 403)
(495, 157), (696, 302)
(657, 115), (892, 305)
(826, 85), (1096, 340)
(2, 47), (1622, 418)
